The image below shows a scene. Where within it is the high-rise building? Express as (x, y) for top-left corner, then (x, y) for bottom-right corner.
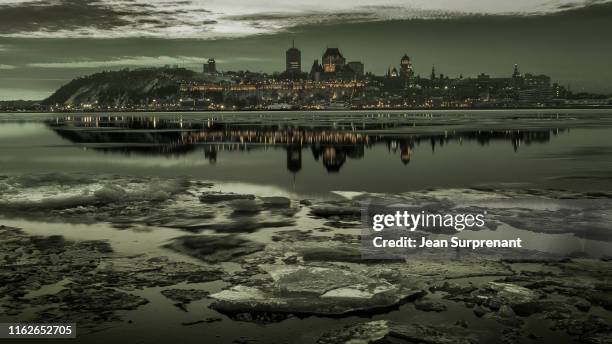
(322, 48), (346, 73)
(523, 73), (551, 90)
(552, 83), (568, 98)
(204, 58), (216, 74)
(400, 54), (414, 78)
(519, 73), (552, 102)
(285, 40), (301, 74)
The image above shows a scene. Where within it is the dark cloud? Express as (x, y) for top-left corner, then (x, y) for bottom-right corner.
(222, 11), (388, 32)
(157, 1), (196, 6)
(0, 0), (211, 36)
(0, 0), (135, 34)
(1, 0), (609, 39)
(0, 0), (611, 100)
(138, 19), (165, 25)
(223, 8), (461, 25)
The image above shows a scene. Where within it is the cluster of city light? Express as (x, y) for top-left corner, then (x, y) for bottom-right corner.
(181, 129), (370, 146)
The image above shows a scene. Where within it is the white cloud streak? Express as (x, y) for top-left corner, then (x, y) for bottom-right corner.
(27, 55), (271, 68)
(0, 0), (607, 39)
(27, 56), (205, 68)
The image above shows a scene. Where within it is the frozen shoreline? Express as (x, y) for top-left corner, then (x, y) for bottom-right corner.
(1, 174), (611, 343)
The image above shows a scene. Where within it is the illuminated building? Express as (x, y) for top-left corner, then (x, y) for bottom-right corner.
(519, 73), (552, 102)
(400, 54), (414, 78)
(523, 73), (550, 89)
(307, 48), (362, 81)
(285, 40), (301, 74)
(552, 83), (568, 98)
(322, 48), (346, 73)
(392, 67), (399, 77)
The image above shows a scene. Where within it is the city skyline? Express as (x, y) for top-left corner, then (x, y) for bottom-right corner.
(0, 0), (611, 100)
(5, 41), (605, 112)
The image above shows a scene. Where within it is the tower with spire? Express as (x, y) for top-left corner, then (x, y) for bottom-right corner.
(400, 54), (414, 78)
(512, 64), (521, 78)
(512, 63), (523, 89)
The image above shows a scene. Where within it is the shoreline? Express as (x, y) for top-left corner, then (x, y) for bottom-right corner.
(1, 180), (611, 343)
(3, 106), (612, 115)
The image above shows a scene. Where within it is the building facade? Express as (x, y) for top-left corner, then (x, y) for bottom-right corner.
(322, 48), (346, 73)
(400, 54), (414, 78)
(205, 58), (217, 74)
(285, 41), (301, 74)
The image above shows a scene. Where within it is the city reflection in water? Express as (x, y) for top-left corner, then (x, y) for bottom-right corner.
(47, 115), (566, 174)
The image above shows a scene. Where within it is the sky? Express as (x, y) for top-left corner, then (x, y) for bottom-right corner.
(0, 0), (611, 100)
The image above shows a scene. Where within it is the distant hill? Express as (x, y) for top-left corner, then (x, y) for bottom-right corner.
(0, 100), (42, 111)
(43, 68), (199, 107)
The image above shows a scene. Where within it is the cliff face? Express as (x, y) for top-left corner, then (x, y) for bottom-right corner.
(43, 68), (197, 106)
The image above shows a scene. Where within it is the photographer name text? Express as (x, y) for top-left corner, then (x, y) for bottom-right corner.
(372, 236), (523, 249)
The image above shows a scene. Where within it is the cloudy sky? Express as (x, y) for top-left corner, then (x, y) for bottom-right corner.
(0, 0), (611, 100)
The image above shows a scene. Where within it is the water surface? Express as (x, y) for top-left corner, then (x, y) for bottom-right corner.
(1, 110), (612, 195)
(1, 110), (612, 344)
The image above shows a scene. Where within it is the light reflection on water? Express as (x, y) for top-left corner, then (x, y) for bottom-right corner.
(1, 110), (612, 194)
(1, 111), (611, 344)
